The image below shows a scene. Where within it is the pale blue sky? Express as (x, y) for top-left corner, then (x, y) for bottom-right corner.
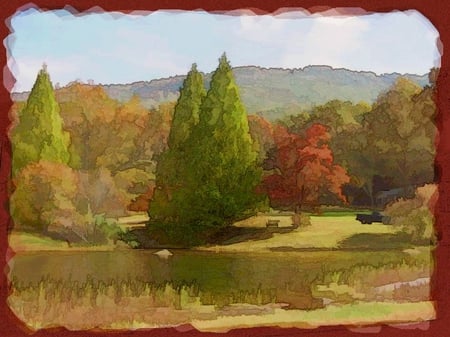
(5, 8), (441, 92)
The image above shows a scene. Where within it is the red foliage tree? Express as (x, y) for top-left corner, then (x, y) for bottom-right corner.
(262, 123), (350, 212)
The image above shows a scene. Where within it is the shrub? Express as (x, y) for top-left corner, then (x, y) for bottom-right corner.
(78, 168), (129, 218)
(118, 230), (140, 248)
(91, 214), (123, 245)
(292, 212), (311, 228)
(384, 184), (437, 244)
(11, 161), (124, 244)
(10, 161), (81, 234)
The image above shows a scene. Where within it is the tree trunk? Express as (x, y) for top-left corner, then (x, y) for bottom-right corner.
(363, 182), (374, 208)
(292, 204), (301, 228)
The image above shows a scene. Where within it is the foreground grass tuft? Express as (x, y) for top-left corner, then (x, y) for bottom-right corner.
(190, 301), (435, 332)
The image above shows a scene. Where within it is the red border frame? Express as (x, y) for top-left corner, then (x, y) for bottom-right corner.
(1, 1), (449, 336)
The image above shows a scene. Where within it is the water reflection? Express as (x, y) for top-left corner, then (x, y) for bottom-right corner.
(8, 249), (430, 310)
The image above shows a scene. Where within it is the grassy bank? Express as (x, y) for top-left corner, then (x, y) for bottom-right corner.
(8, 232), (120, 252)
(9, 213), (412, 253)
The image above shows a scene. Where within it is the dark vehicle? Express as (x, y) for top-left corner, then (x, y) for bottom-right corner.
(356, 212), (390, 225)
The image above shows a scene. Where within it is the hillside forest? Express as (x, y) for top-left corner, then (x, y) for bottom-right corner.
(8, 55), (437, 247)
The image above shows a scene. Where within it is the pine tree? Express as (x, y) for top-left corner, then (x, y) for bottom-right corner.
(148, 55), (262, 245)
(175, 54), (262, 232)
(149, 63), (206, 223)
(11, 65), (71, 175)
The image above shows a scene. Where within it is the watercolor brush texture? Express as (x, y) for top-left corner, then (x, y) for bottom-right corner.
(4, 6), (439, 333)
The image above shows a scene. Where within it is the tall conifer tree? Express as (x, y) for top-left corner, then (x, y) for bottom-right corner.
(175, 54), (261, 231)
(149, 64), (206, 222)
(149, 55), (261, 245)
(11, 65), (71, 175)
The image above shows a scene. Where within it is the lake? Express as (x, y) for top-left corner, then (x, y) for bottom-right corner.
(7, 249), (433, 331)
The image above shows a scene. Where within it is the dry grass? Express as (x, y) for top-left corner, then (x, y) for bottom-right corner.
(190, 301), (435, 332)
(8, 232), (117, 252)
(8, 279), (281, 331)
(8, 277), (434, 332)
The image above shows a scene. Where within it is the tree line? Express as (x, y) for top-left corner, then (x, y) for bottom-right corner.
(9, 58), (437, 246)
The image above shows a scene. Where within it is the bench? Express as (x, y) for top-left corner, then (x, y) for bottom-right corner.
(266, 219), (280, 228)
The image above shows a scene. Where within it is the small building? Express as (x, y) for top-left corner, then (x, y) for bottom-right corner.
(375, 186), (415, 207)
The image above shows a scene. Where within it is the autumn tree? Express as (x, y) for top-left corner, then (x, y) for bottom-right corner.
(362, 77), (436, 189)
(262, 124), (349, 215)
(284, 79), (436, 207)
(282, 100), (374, 205)
(57, 83), (118, 170)
(58, 84), (173, 209)
(10, 161), (80, 234)
(247, 115), (275, 164)
(10, 161), (126, 243)
(286, 100), (370, 136)
(10, 65), (71, 175)
(384, 184), (437, 244)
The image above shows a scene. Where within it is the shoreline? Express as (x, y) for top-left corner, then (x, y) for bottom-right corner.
(8, 215), (432, 254)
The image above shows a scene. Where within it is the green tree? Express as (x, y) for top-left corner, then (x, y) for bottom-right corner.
(149, 63), (206, 222)
(11, 65), (71, 175)
(149, 55), (262, 245)
(336, 77), (436, 206)
(363, 77), (436, 188)
(178, 54), (261, 234)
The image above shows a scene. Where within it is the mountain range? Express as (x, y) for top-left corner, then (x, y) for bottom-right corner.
(12, 65), (429, 121)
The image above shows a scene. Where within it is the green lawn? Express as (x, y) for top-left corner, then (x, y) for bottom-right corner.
(10, 214), (400, 252)
(200, 215), (397, 252)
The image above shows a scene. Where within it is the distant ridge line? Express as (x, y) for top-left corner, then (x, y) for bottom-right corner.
(11, 65), (430, 121)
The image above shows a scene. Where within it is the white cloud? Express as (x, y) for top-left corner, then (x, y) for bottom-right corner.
(97, 27), (189, 77)
(6, 9), (440, 91)
(230, 13), (372, 70)
(281, 16), (370, 69)
(234, 15), (288, 44)
(8, 55), (83, 92)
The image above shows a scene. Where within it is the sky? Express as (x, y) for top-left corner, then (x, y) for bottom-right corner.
(5, 8), (441, 92)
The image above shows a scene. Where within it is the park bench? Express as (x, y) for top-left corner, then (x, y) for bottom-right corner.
(266, 219), (280, 228)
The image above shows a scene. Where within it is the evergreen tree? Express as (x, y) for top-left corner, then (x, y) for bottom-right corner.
(148, 55), (262, 245)
(174, 54), (262, 235)
(11, 65), (71, 175)
(149, 63), (206, 223)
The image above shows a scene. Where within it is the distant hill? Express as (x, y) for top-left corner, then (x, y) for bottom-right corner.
(12, 65), (429, 121)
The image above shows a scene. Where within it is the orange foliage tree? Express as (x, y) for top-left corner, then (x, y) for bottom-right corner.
(262, 123), (350, 212)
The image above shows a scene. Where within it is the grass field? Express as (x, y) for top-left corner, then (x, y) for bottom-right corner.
(9, 213), (401, 252)
(200, 215), (397, 252)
